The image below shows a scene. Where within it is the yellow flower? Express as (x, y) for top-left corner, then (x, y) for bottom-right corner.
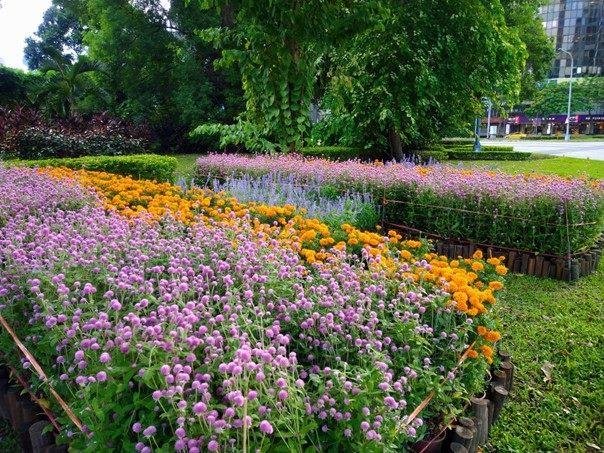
(472, 250), (483, 260)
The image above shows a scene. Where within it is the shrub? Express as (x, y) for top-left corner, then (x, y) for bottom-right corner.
(0, 108), (152, 159)
(14, 154), (177, 181)
(443, 145), (515, 153)
(408, 149), (448, 163)
(299, 146), (370, 160)
(446, 151), (532, 161)
(197, 154), (604, 255)
(441, 138), (475, 146)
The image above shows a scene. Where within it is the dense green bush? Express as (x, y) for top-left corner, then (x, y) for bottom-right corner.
(446, 151), (532, 161)
(13, 128), (148, 160)
(14, 154), (177, 181)
(299, 146), (372, 160)
(410, 149), (448, 163)
(445, 144), (515, 152)
(441, 138), (475, 146)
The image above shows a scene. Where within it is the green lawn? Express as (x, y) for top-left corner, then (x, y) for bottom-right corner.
(459, 155), (604, 179)
(174, 153), (201, 180)
(489, 262), (604, 452)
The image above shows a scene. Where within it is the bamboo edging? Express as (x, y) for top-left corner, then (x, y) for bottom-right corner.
(0, 315), (85, 433)
(396, 341), (476, 434)
(9, 366), (62, 432)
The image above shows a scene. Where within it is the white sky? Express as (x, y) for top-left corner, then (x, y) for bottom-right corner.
(0, 0), (53, 70)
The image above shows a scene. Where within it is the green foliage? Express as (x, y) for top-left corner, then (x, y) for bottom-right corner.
(446, 151), (532, 161)
(500, 0), (556, 99)
(24, 2), (85, 70)
(441, 138), (476, 146)
(34, 48), (105, 118)
(0, 67), (43, 107)
(14, 154), (177, 181)
(26, 0), (244, 152)
(527, 77), (604, 116)
(193, 0), (355, 151)
(299, 146), (368, 161)
(445, 145), (516, 152)
(9, 128), (148, 160)
(323, 0), (527, 159)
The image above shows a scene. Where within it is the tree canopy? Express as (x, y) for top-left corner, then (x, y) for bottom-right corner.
(5, 0), (555, 154)
(526, 77), (604, 117)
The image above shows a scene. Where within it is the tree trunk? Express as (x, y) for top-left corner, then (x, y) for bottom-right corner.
(388, 127), (404, 161)
(221, 2), (235, 27)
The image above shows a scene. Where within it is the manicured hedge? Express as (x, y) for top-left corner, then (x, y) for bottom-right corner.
(13, 154), (177, 181)
(445, 145), (515, 153)
(446, 151), (532, 161)
(410, 149), (448, 163)
(442, 138), (475, 146)
(299, 146), (371, 160)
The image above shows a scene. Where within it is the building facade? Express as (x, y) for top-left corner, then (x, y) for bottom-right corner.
(540, 0), (604, 79)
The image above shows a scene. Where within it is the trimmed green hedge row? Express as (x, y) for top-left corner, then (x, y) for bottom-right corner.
(441, 138), (475, 146)
(300, 146), (371, 160)
(300, 146), (526, 162)
(447, 151), (532, 161)
(445, 144), (515, 152)
(11, 154), (177, 181)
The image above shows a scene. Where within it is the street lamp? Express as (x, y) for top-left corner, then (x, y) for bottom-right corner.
(558, 48), (574, 141)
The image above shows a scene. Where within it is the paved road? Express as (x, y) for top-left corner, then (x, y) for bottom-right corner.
(486, 140), (604, 161)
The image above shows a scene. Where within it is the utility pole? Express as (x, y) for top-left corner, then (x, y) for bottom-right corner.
(558, 49), (574, 141)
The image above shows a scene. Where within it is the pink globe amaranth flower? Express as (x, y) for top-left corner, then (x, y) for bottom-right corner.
(259, 420), (274, 435)
(99, 352), (111, 363)
(277, 389), (288, 400)
(96, 371), (107, 382)
(132, 422), (142, 433)
(207, 440), (219, 451)
(142, 425), (156, 437)
(193, 401), (207, 415)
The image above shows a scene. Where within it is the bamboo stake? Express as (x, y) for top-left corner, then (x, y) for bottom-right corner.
(0, 315), (84, 433)
(396, 342), (476, 433)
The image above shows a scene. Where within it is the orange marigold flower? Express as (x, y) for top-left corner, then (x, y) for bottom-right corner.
(485, 330), (502, 342)
(489, 281), (504, 290)
(477, 326), (487, 336)
(480, 345), (494, 357)
(496, 265), (508, 275)
(467, 348), (479, 359)
(471, 262), (484, 271)
(472, 250), (483, 260)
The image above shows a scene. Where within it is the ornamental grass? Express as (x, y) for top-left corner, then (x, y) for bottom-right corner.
(196, 154), (604, 255)
(0, 165), (505, 451)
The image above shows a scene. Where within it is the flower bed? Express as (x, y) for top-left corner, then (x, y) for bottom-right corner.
(196, 154), (604, 256)
(0, 165), (505, 451)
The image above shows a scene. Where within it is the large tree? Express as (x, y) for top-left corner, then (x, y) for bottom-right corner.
(193, 0), (538, 156)
(501, 0), (556, 99)
(24, 3), (85, 70)
(320, 0), (527, 159)
(36, 0), (244, 150)
(526, 77), (604, 118)
(192, 0), (362, 152)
